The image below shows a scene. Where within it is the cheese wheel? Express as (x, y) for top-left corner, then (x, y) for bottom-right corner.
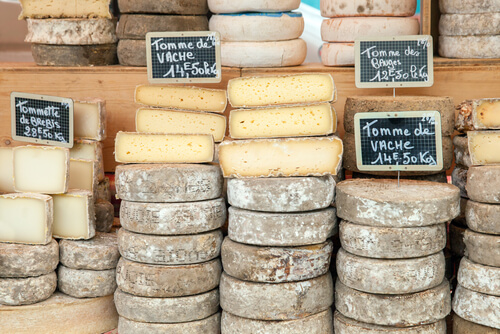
(118, 313), (220, 334)
(439, 0), (500, 14)
(96, 177), (112, 202)
(351, 171), (448, 183)
(31, 43), (118, 66)
(59, 232), (119, 270)
(57, 265), (117, 298)
(463, 229), (500, 267)
(321, 43), (354, 66)
(452, 165), (468, 199)
(0, 239), (58, 278)
(455, 99), (500, 132)
(0, 272), (56, 306)
(320, 0), (417, 18)
(466, 166), (500, 203)
(117, 0), (208, 15)
(449, 220), (466, 257)
(95, 199), (114, 233)
(19, 0), (112, 19)
(439, 36), (500, 59)
(453, 285), (500, 329)
(117, 39), (146, 66)
(208, 0), (300, 13)
(453, 314), (500, 334)
(439, 13), (500, 36)
(117, 15), (208, 39)
(458, 257), (500, 296)
(466, 200), (500, 235)
(453, 135), (472, 167)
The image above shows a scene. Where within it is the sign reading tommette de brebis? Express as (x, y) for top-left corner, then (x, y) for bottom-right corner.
(146, 31), (222, 84)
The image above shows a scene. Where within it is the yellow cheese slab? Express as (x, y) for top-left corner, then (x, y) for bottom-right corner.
(0, 147), (14, 193)
(52, 190), (95, 240)
(468, 130), (500, 165)
(19, 0), (112, 19)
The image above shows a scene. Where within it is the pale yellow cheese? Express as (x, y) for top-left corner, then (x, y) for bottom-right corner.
(229, 103), (336, 139)
(0, 147), (14, 193)
(136, 109), (227, 142)
(70, 140), (105, 182)
(19, 0), (112, 19)
(52, 190), (95, 240)
(468, 130), (500, 165)
(219, 136), (343, 177)
(74, 99), (106, 141)
(473, 99), (500, 129)
(135, 85), (227, 113)
(114, 132), (214, 163)
(227, 74), (336, 108)
(69, 159), (97, 192)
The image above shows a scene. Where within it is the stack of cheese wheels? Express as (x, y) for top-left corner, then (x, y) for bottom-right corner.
(116, 0), (209, 66)
(320, 0), (419, 66)
(451, 98), (500, 332)
(218, 73), (343, 333)
(113, 84), (228, 333)
(208, 0), (306, 67)
(439, 0), (500, 59)
(19, 0), (118, 66)
(334, 178), (460, 333)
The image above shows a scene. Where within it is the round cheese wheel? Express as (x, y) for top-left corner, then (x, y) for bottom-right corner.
(453, 313), (500, 334)
(453, 284), (500, 329)
(466, 166), (500, 204)
(439, 13), (500, 36)
(118, 0), (208, 15)
(117, 39), (146, 66)
(449, 220), (466, 257)
(0, 239), (58, 278)
(31, 43), (118, 66)
(452, 165), (468, 199)
(0, 272), (56, 306)
(466, 200), (500, 235)
(463, 229), (500, 267)
(458, 257), (500, 296)
(439, 36), (500, 59)
(439, 0), (500, 14)
(117, 15), (208, 40)
(453, 135), (472, 167)
(208, 0), (301, 13)
(95, 199), (114, 233)
(321, 0), (417, 18)
(321, 43), (354, 66)
(59, 232), (119, 270)
(351, 171), (448, 183)
(118, 313), (221, 334)
(57, 265), (116, 298)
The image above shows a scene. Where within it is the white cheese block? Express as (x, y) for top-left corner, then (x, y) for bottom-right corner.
(468, 131), (500, 165)
(321, 43), (355, 66)
(219, 136), (343, 178)
(439, 0), (500, 14)
(74, 99), (106, 141)
(439, 36), (500, 59)
(466, 166), (500, 203)
(452, 164), (468, 198)
(320, 0), (417, 17)
(220, 272), (333, 320)
(118, 313), (220, 334)
(208, 0), (300, 13)
(0, 193), (53, 245)
(57, 265), (116, 298)
(69, 159), (98, 195)
(59, 232), (119, 270)
(13, 146), (69, 194)
(453, 135), (472, 167)
(453, 285), (500, 329)
(52, 189), (95, 240)
(453, 314), (500, 334)
(466, 200), (500, 235)
(0, 239), (58, 278)
(0, 147), (14, 193)
(117, 0), (208, 15)
(456, 99), (500, 132)
(95, 199), (114, 232)
(0, 272), (56, 306)
(463, 229), (500, 267)
(449, 220), (466, 257)
(458, 257), (500, 297)
(440, 14), (500, 36)
(70, 139), (104, 182)
(210, 12), (304, 42)
(19, 0), (112, 19)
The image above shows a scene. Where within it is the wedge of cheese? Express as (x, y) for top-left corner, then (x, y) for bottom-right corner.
(456, 99), (500, 131)
(0, 147), (14, 193)
(70, 140), (104, 181)
(19, 0), (112, 19)
(468, 131), (500, 165)
(74, 99), (106, 141)
(52, 190), (95, 240)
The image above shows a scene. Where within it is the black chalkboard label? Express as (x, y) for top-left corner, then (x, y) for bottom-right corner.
(355, 35), (434, 88)
(354, 111), (443, 171)
(146, 31), (222, 84)
(11, 92), (74, 148)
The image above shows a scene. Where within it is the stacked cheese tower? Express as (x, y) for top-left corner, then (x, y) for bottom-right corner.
(334, 178), (459, 332)
(116, 0), (209, 66)
(208, 0), (306, 67)
(19, 0), (118, 66)
(218, 74), (342, 333)
(439, 0), (500, 59)
(451, 98), (500, 332)
(113, 84), (227, 333)
(320, 0), (419, 66)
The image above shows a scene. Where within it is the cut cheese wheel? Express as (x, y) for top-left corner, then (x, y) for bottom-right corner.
(439, 36), (500, 59)
(95, 199), (114, 233)
(68, 159), (98, 194)
(118, 313), (220, 334)
(466, 200), (500, 235)
(96, 177), (112, 202)
(73, 99), (107, 141)
(220, 272), (333, 320)
(453, 314), (500, 334)
(336, 179), (460, 227)
(228, 206), (337, 246)
(52, 190), (95, 240)
(320, 0), (417, 17)
(449, 220), (466, 257)
(227, 176), (335, 212)
(114, 288), (219, 323)
(339, 221), (446, 259)
(59, 232), (119, 270)
(466, 166), (500, 203)
(0, 147), (14, 193)
(335, 279), (451, 327)
(116, 257), (221, 297)
(463, 229), (500, 267)
(468, 131), (500, 165)
(439, 0), (500, 14)
(453, 135), (472, 167)
(117, 0), (208, 15)
(0, 272), (56, 306)
(210, 12), (304, 42)
(117, 14), (208, 39)
(221, 39), (307, 68)
(19, 0), (112, 19)
(456, 99), (500, 132)
(458, 257), (500, 296)
(321, 17), (419, 42)
(70, 140), (104, 181)
(32, 43), (118, 66)
(440, 14), (500, 36)
(452, 164), (468, 198)
(0, 239), (58, 278)
(208, 0), (300, 13)
(321, 43), (354, 66)
(57, 265), (116, 298)
(117, 39), (146, 66)
(453, 285), (500, 329)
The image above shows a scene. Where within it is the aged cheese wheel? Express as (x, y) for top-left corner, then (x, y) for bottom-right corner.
(95, 199), (114, 233)
(453, 285), (500, 329)
(335, 279), (451, 327)
(0, 239), (58, 278)
(453, 314), (500, 334)
(118, 0), (208, 15)
(57, 265), (116, 298)
(221, 39), (307, 68)
(439, 36), (500, 59)
(116, 258), (221, 297)
(339, 221), (446, 259)
(458, 257), (500, 296)
(114, 288), (219, 323)
(115, 164), (223, 202)
(117, 15), (208, 39)
(0, 272), (56, 306)
(449, 220), (466, 257)
(321, 43), (354, 66)
(59, 232), (119, 270)
(31, 43), (117, 66)
(210, 12), (304, 42)
(336, 179), (460, 227)
(321, 0), (417, 17)
(453, 135), (472, 167)
(117, 39), (146, 66)
(452, 165), (468, 198)
(118, 313), (220, 334)
(466, 200), (500, 235)
(466, 166), (500, 203)
(439, 13), (500, 36)
(220, 272), (333, 320)
(208, 0), (300, 13)
(96, 177), (112, 202)
(463, 229), (500, 267)
(227, 176), (335, 212)
(351, 171), (448, 183)
(228, 206), (337, 246)
(439, 0), (500, 14)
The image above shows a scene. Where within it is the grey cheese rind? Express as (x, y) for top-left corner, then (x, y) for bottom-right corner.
(439, 36), (500, 59)
(95, 177), (112, 202)
(118, 313), (221, 334)
(95, 199), (114, 233)
(31, 43), (118, 66)
(463, 229), (500, 267)
(449, 220), (466, 257)
(439, 13), (500, 36)
(0, 272), (57, 306)
(453, 313), (500, 334)
(453, 135), (472, 167)
(0, 239), (58, 278)
(117, 15), (208, 39)
(452, 164), (468, 198)
(452, 285), (500, 329)
(57, 265), (116, 298)
(466, 166), (500, 203)
(59, 232), (119, 270)
(458, 257), (500, 296)
(455, 99), (500, 132)
(351, 171), (448, 183)
(466, 200), (500, 235)
(117, 39), (146, 67)
(117, 0), (209, 15)
(439, 0), (500, 14)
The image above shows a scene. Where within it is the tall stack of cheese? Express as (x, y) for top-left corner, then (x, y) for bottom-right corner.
(334, 178), (459, 332)
(451, 98), (500, 333)
(439, 0), (500, 59)
(218, 74), (342, 333)
(208, 0), (306, 67)
(320, 0), (419, 66)
(19, 0), (118, 66)
(113, 84), (227, 333)
(116, 0), (209, 66)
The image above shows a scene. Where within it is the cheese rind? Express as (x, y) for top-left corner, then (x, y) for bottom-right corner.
(0, 147), (14, 193)
(468, 131), (500, 165)
(52, 189), (95, 240)
(117, 14), (208, 39)
(0, 272), (56, 306)
(458, 257), (500, 296)
(452, 164), (468, 198)
(208, 0), (300, 13)
(117, 0), (208, 15)
(96, 177), (112, 202)
(19, 0), (112, 19)
(73, 99), (107, 141)
(466, 200), (500, 235)
(452, 285), (500, 329)
(456, 99), (500, 131)
(463, 229), (500, 267)
(32, 43), (118, 66)
(95, 199), (114, 232)
(57, 265), (117, 298)
(0, 239), (58, 278)
(453, 314), (500, 334)
(440, 14), (500, 36)
(439, 36), (500, 59)
(118, 313), (221, 334)
(117, 39), (146, 66)
(320, 0), (417, 17)
(59, 232), (119, 270)
(466, 166), (500, 203)
(321, 43), (354, 66)
(453, 135), (472, 167)
(439, 0), (500, 14)
(449, 220), (466, 257)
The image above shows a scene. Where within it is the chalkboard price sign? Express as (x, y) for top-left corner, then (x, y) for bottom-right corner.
(354, 111), (443, 172)
(146, 31), (222, 84)
(355, 35), (434, 88)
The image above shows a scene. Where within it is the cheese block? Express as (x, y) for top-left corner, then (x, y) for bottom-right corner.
(221, 39), (307, 68)
(59, 232), (119, 270)
(118, 313), (220, 334)
(210, 12), (304, 42)
(114, 288), (219, 323)
(117, 39), (146, 66)
(221, 310), (333, 334)
(320, 0), (417, 17)
(352, 171), (448, 183)
(440, 14), (500, 36)
(31, 43), (118, 66)
(96, 177), (112, 202)
(114, 132), (214, 163)
(229, 103), (336, 139)
(0, 239), (58, 278)
(321, 43), (354, 66)
(0, 147), (14, 193)
(458, 257), (500, 296)
(136, 109), (226, 142)
(336, 179), (460, 227)
(135, 85), (227, 113)
(68, 159), (98, 194)
(220, 272), (333, 320)
(57, 265), (116, 298)
(74, 99), (106, 141)
(117, 0), (208, 15)
(19, 0), (112, 19)
(13, 146), (69, 194)
(463, 229), (500, 267)
(0, 272), (56, 306)
(117, 14), (208, 39)
(466, 200), (500, 235)
(453, 314), (500, 334)
(0, 193), (53, 245)
(439, 0), (500, 14)
(439, 36), (500, 59)
(340, 221), (446, 259)
(95, 199), (114, 233)
(452, 164), (468, 198)
(449, 220), (466, 257)
(115, 164), (223, 202)
(208, 0), (300, 13)
(118, 228), (222, 265)
(70, 139), (104, 181)
(227, 176), (335, 212)
(52, 190), (95, 240)
(453, 135), (472, 167)
(116, 258), (221, 297)
(456, 99), (500, 132)
(466, 166), (500, 203)
(219, 136), (343, 178)
(120, 198), (226, 235)
(468, 131), (500, 165)
(228, 207), (337, 246)
(321, 17), (419, 42)
(336, 279), (451, 327)
(453, 285), (500, 329)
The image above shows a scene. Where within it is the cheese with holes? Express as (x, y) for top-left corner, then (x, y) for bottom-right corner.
(466, 166), (500, 203)
(439, 0), (500, 14)
(136, 109), (226, 142)
(468, 131), (500, 165)
(118, 313), (220, 334)
(321, 0), (417, 17)
(439, 36), (500, 59)
(69, 159), (98, 193)
(453, 314), (500, 334)
(74, 99), (106, 141)
(19, 0), (112, 19)
(116, 14), (208, 39)
(32, 43), (118, 66)
(458, 257), (500, 296)
(57, 265), (116, 298)
(456, 99), (500, 132)
(117, 39), (146, 66)
(95, 199), (114, 232)
(449, 220), (466, 257)
(0, 272), (56, 306)
(453, 285), (500, 329)
(453, 135), (472, 167)
(464, 229), (500, 267)
(321, 43), (354, 66)
(59, 232), (119, 270)
(466, 200), (500, 235)
(208, 0), (300, 13)
(452, 164), (468, 198)
(70, 139), (104, 181)
(440, 14), (500, 36)
(0, 239), (58, 278)
(0, 147), (14, 193)
(117, 0), (208, 15)
(52, 190), (95, 240)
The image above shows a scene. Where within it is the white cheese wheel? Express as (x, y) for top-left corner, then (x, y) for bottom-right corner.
(59, 232), (119, 270)
(458, 257), (500, 296)
(453, 285), (500, 329)
(463, 229), (500, 267)
(208, 0), (300, 13)
(57, 265), (117, 298)
(453, 314), (500, 334)
(118, 313), (220, 334)
(439, 36), (500, 59)
(439, 0), (500, 14)
(321, 43), (354, 66)
(0, 239), (58, 278)
(321, 0), (417, 18)
(0, 272), (56, 306)
(466, 166), (500, 203)
(439, 13), (500, 36)
(466, 200), (500, 235)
